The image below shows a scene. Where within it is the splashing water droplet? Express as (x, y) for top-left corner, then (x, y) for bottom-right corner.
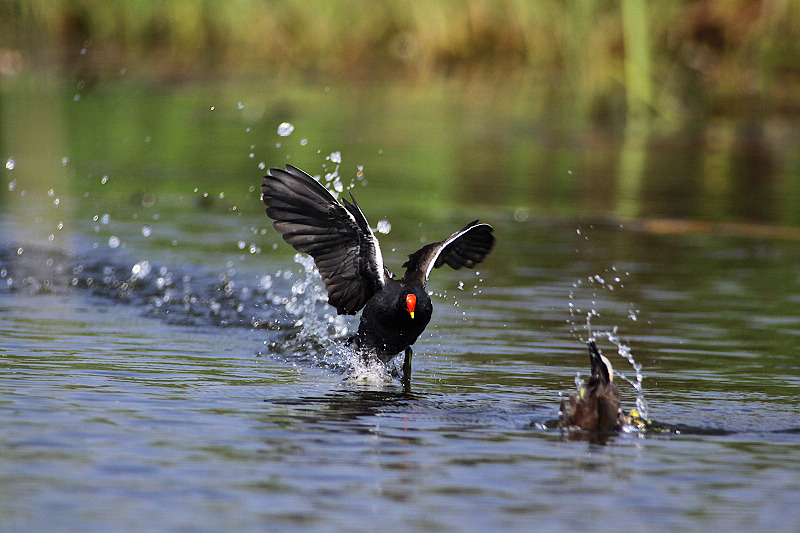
(277, 122), (294, 136)
(131, 261), (151, 280)
(329, 151), (341, 164)
(376, 220), (391, 234)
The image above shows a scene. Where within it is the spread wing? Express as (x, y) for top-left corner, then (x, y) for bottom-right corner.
(262, 165), (386, 314)
(402, 220), (494, 285)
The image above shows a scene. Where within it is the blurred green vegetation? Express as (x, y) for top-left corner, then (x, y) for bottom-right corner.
(3, 0), (800, 237)
(2, 0), (800, 116)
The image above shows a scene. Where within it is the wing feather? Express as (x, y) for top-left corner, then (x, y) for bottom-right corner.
(402, 221), (494, 285)
(262, 165), (386, 314)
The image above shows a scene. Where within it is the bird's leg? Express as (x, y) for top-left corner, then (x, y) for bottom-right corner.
(401, 347), (413, 390)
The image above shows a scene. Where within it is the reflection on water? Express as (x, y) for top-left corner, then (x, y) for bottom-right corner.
(2, 76), (800, 532)
(2, 74), (799, 231)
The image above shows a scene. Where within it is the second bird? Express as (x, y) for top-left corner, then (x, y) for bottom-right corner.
(261, 165), (494, 381)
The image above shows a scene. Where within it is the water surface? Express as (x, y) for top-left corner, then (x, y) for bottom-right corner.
(2, 75), (800, 532)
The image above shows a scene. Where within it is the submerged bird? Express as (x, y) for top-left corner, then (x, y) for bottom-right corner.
(261, 165), (494, 383)
(558, 339), (628, 432)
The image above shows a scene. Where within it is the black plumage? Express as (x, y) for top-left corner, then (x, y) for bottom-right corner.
(261, 165), (494, 379)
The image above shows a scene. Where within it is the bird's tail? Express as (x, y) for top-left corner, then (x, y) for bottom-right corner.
(587, 339), (613, 384)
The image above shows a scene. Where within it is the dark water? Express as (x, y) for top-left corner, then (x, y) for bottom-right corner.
(2, 75), (800, 532)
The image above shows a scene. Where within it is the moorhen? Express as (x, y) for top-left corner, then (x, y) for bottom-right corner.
(261, 165), (494, 384)
(558, 339), (627, 432)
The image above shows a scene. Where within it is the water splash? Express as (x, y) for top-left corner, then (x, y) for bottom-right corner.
(597, 329), (648, 420)
(568, 265), (648, 420)
(282, 253), (401, 386)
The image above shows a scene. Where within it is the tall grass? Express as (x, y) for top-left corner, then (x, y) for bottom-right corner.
(2, 0), (799, 112)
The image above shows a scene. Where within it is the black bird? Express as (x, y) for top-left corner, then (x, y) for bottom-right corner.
(261, 165), (494, 383)
(558, 339), (627, 432)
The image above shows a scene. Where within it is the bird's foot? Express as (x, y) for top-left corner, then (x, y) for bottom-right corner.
(401, 347), (413, 391)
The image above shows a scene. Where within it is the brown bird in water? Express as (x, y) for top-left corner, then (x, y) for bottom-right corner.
(558, 339), (627, 432)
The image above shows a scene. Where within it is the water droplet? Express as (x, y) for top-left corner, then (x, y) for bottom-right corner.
(277, 122), (294, 136)
(142, 225), (151, 237)
(73, 94), (81, 101)
(237, 102), (244, 110)
(108, 236), (120, 248)
(144, 136), (151, 143)
(329, 151), (341, 164)
(376, 219), (391, 234)
(8, 179), (16, 191)
(333, 179), (343, 193)
(101, 213), (110, 225)
(5, 158), (14, 170)
(101, 175), (108, 184)
(300, 138), (308, 146)
(61, 157), (69, 166)
(219, 192), (225, 199)
(258, 162), (266, 170)
(237, 240), (246, 249)
(131, 261), (151, 279)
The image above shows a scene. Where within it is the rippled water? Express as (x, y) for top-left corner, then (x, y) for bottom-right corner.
(2, 77), (800, 532)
